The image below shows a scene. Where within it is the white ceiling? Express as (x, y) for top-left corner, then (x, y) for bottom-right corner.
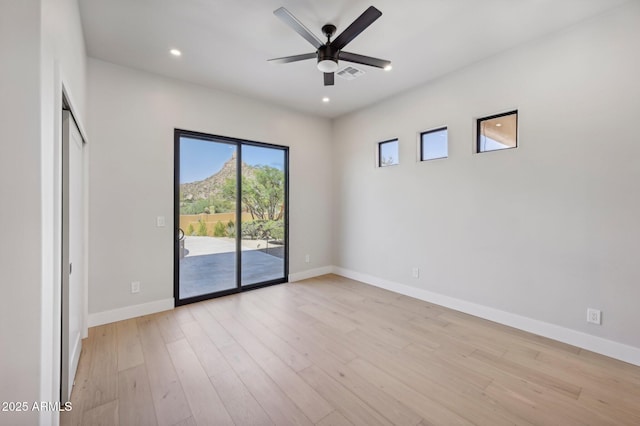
(79, 0), (628, 119)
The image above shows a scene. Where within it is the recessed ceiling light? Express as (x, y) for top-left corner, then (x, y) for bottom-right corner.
(495, 123), (502, 127)
(384, 64), (393, 71)
(170, 49), (182, 57)
(322, 97), (330, 103)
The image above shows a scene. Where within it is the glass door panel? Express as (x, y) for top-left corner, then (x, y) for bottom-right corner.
(177, 136), (238, 300)
(175, 130), (288, 305)
(240, 145), (287, 286)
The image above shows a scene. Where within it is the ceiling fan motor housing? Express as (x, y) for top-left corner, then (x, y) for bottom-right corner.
(318, 44), (339, 63)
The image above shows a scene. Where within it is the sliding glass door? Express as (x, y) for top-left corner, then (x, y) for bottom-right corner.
(240, 144), (287, 286)
(174, 130), (288, 305)
(176, 137), (238, 300)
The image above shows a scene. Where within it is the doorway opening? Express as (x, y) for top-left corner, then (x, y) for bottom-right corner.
(174, 129), (289, 305)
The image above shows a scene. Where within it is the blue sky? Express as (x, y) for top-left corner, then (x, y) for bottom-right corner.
(422, 128), (448, 160)
(380, 140), (399, 165)
(180, 137), (285, 183)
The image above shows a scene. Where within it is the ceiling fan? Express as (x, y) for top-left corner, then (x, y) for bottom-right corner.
(269, 6), (392, 86)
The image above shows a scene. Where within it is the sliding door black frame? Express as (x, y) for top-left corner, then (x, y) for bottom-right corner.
(174, 128), (289, 306)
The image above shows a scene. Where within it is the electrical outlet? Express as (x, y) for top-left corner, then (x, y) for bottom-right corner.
(156, 216), (166, 227)
(411, 267), (420, 278)
(305, 254), (310, 263)
(131, 281), (140, 294)
(587, 308), (601, 325)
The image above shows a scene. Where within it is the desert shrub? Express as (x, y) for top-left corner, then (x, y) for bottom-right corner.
(226, 220), (236, 238)
(265, 220), (284, 241)
(197, 219), (208, 236)
(180, 197), (234, 215)
(241, 221), (262, 240)
(241, 220), (284, 241)
(187, 223), (195, 236)
(212, 199), (234, 213)
(180, 198), (210, 215)
(213, 221), (227, 237)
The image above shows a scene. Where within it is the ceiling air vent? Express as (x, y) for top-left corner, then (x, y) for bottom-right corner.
(337, 66), (365, 80)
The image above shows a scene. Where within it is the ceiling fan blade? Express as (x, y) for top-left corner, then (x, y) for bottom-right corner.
(339, 51), (390, 69)
(274, 7), (324, 49)
(331, 6), (382, 51)
(324, 72), (334, 86)
(268, 53), (317, 64)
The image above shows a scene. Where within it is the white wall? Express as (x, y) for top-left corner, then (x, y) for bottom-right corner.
(87, 59), (333, 319)
(40, 0), (87, 424)
(0, 0), (87, 424)
(0, 1), (44, 425)
(332, 2), (640, 358)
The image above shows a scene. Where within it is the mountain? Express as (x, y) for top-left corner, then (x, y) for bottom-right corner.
(180, 152), (255, 201)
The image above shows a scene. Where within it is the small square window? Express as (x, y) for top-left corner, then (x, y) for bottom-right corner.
(477, 110), (518, 153)
(420, 127), (448, 161)
(378, 139), (399, 167)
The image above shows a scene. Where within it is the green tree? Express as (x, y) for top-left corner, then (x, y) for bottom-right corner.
(225, 166), (284, 220)
(222, 178), (237, 204)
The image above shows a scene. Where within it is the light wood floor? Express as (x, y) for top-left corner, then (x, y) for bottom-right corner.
(62, 275), (640, 426)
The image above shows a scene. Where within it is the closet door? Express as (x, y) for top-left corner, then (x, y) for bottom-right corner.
(61, 111), (85, 402)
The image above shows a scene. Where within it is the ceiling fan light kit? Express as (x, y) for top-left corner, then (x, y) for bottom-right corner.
(317, 59), (338, 73)
(270, 6), (391, 86)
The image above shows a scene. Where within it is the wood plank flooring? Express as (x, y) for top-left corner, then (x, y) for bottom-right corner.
(61, 274), (640, 425)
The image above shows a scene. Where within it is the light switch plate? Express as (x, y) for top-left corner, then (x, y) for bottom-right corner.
(156, 216), (166, 227)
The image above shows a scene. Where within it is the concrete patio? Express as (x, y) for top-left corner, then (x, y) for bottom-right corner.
(179, 236), (285, 299)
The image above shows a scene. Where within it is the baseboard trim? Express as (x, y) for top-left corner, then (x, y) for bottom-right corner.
(332, 266), (640, 367)
(289, 266), (334, 282)
(88, 298), (174, 327)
